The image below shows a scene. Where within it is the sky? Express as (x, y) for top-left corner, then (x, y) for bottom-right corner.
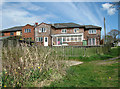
(0, 1), (119, 37)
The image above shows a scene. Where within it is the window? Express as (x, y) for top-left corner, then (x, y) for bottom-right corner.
(67, 37), (69, 42)
(45, 37), (47, 42)
(36, 37), (43, 42)
(89, 29), (96, 34)
(88, 38), (96, 45)
(10, 32), (14, 35)
(39, 28), (46, 33)
(71, 37), (74, 41)
(36, 37), (39, 42)
(61, 29), (67, 33)
(74, 28), (79, 33)
(93, 38), (95, 45)
(24, 29), (31, 33)
(21, 32), (22, 35)
(1, 33), (4, 36)
(63, 37), (66, 42)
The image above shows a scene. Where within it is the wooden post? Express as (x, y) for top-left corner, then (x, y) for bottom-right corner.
(104, 17), (106, 44)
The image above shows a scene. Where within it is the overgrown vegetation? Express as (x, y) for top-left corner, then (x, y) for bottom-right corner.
(2, 45), (67, 87)
(1, 41), (119, 87)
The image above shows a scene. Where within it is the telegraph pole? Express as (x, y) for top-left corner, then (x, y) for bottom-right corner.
(104, 17), (106, 44)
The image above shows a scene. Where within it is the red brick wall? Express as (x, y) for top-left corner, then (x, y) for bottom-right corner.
(51, 28), (84, 35)
(0, 32), (17, 37)
(22, 24), (35, 41)
(84, 29), (101, 45)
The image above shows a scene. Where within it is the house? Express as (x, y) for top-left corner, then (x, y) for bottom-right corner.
(22, 24), (35, 41)
(34, 22), (101, 46)
(1, 22), (101, 46)
(0, 26), (23, 40)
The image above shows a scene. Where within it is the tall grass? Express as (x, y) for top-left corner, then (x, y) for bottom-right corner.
(2, 44), (67, 87)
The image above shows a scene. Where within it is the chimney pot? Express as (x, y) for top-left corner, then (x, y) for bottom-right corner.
(35, 22), (38, 26)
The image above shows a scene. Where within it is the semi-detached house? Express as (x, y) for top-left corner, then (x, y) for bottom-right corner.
(33, 22), (101, 46)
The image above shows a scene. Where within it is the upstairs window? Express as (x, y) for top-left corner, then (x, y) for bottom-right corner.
(24, 29), (31, 33)
(39, 28), (46, 33)
(10, 32), (14, 35)
(89, 29), (96, 34)
(61, 29), (67, 33)
(74, 28), (79, 33)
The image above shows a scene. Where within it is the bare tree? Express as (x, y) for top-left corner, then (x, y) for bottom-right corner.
(108, 29), (119, 42)
(111, 2), (120, 10)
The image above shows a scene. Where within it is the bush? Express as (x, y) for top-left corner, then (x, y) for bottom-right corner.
(2, 44), (67, 87)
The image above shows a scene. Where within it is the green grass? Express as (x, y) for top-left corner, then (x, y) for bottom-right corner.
(49, 59), (118, 87)
(68, 46), (120, 62)
(48, 47), (119, 87)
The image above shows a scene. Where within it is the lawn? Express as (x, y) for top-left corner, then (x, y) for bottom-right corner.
(49, 59), (119, 87)
(48, 47), (119, 87)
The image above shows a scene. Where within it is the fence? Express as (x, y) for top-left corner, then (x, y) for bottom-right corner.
(48, 45), (111, 57)
(2, 40), (111, 57)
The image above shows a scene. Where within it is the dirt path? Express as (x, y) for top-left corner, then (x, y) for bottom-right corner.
(104, 56), (120, 61)
(65, 60), (83, 66)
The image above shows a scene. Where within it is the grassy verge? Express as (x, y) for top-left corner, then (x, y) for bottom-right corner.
(49, 59), (118, 87)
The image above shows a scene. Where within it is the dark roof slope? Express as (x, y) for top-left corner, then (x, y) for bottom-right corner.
(84, 25), (101, 29)
(50, 23), (84, 28)
(1, 26), (23, 32)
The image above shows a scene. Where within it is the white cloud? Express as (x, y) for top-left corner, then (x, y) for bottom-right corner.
(102, 3), (116, 15)
(2, 2), (57, 29)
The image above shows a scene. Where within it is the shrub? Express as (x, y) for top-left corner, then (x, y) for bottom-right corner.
(2, 44), (67, 87)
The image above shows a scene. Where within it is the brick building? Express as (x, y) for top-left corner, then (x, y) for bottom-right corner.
(1, 22), (101, 46)
(34, 22), (101, 46)
(0, 26), (23, 40)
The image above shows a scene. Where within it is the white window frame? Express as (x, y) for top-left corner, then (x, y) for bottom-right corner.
(61, 29), (67, 33)
(74, 28), (79, 33)
(88, 38), (96, 45)
(89, 29), (96, 34)
(61, 36), (82, 42)
(39, 28), (46, 33)
(36, 37), (43, 42)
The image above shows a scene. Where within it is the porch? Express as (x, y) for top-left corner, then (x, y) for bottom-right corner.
(51, 33), (84, 46)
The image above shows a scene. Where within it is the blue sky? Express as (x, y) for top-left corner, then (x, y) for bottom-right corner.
(1, 2), (119, 37)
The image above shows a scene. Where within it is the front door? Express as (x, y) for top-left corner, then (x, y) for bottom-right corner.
(44, 37), (48, 46)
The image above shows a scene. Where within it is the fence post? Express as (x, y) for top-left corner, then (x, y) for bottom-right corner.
(83, 47), (85, 57)
(0, 40), (2, 87)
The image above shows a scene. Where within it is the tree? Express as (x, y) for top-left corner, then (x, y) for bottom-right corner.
(108, 29), (119, 42)
(111, 2), (120, 10)
(106, 35), (113, 43)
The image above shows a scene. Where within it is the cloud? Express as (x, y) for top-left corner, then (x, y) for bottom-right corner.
(2, 2), (57, 29)
(102, 3), (116, 15)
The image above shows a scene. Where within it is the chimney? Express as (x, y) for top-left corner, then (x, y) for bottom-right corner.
(35, 22), (38, 26)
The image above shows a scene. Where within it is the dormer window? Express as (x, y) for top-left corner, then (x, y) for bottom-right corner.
(74, 28), (79, 33)
(61, 29), (67, 33)
(89, 29), (96, 34)
(39, 28), (46, 33)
